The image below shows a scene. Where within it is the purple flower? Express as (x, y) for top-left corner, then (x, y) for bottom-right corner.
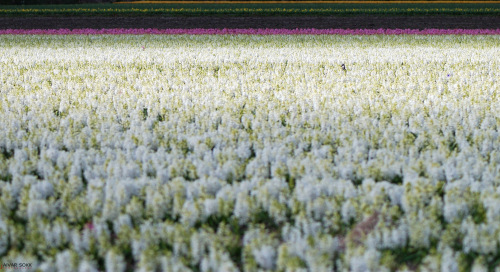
(84, 222), (94, 231)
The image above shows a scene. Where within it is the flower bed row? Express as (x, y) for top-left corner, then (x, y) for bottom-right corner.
(0, 34), (499, 271)
(1, 5), (499, 17)
(1, 28), (500, 35)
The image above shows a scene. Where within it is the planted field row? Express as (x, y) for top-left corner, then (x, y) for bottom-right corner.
(0, 34), (499, 271)
(1, 28), (500, 35)
(1, 3), (499, 16)
(117, 1), (500, 3)
(3, 16), (499, 30)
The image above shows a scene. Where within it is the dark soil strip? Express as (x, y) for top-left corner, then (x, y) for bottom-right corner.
(1, 16), (499, 29)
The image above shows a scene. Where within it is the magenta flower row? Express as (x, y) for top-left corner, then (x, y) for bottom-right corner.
(0, 28), (499, 35)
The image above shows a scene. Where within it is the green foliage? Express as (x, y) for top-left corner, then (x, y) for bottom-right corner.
(470, 196), (486, 225)
(0, 3), (498, 16)
(383, 246), (429, 270)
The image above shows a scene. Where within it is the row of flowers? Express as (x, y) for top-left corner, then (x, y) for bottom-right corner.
(1, 28), (500, 35)
(0, 34), (499, 271)
(1, 7), (497, 16)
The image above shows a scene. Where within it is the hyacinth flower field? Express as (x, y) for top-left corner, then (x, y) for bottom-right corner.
(0, 32), (499, 271)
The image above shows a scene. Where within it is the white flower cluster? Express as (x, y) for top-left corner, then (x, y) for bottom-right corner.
(0, 34), (499, 271)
